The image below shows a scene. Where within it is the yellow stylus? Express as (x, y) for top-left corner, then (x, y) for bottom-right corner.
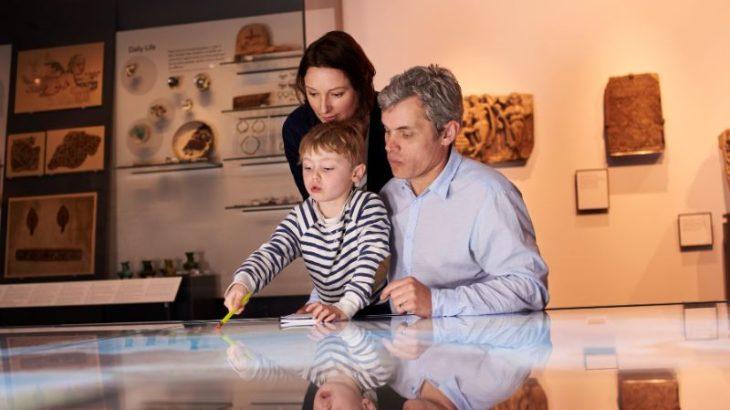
(216, 292), (252, 330)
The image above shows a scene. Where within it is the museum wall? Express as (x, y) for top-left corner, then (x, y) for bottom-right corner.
(2, 0), (728, 309)
(342, 0), (730, 307)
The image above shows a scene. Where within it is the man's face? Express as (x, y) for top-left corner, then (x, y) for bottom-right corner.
(382, 96), (452, 190)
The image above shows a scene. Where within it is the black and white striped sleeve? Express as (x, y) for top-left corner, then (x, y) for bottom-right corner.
(232, 207), (303, 293)
(334, 193), (391, 317)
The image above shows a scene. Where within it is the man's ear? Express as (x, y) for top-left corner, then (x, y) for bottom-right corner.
(352, 163), (366, 183)
(361, 397), (377, 410)
(440, 119), (461, 147)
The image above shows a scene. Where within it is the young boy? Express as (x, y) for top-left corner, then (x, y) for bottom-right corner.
(224, 122), (391, 322)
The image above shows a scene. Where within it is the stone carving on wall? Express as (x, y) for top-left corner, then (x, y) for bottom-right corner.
(718, 129), (730, 185)
(455, 93), (534, 165)
(604, 73), (665, 157)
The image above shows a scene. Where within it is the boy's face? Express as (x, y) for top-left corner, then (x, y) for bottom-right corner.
(314, 381), (376, 410)
(302, 149), (365, 205)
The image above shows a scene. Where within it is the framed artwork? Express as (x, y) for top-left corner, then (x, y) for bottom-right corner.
(14, 42), (103, 113)
(6, 132), (46, 178)
(604, 73), (665, 157)
(5, 192), (97, 278)
(677, 212), (713, 249)
(575, 168), (609, 213)
(45, 126), (105, 175)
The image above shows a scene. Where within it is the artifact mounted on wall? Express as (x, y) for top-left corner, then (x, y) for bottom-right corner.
(5, 192), (97, 278)
(172, 120), (215, 161)
(193, 73), (211, 92)
(718, 129), (730, 186)
(604, 73), (665, 157)
(233, 92), (271, 110)
(455, 93), (534, 165)
(234, 23), (296, 61)
(15, 42), (104, 113)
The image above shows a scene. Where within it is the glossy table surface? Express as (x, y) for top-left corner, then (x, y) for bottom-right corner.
(1, 303), (728, 409)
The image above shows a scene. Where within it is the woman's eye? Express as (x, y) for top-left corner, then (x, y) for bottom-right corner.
(307, 92), (318, 98)
(332, 93), (344, 98)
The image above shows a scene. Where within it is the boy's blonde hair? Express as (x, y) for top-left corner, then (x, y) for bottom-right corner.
(299, 121), (365, 167)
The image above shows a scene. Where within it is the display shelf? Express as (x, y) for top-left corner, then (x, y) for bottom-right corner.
(236, 66), (298, 76)
(225, 202), (299, 213)
(219, 50), (303, 65)
(116, 160), (223, 175)
(234, 113), (289, 121)
(221, 103), (299, 114)
(222, 154), (288, 166)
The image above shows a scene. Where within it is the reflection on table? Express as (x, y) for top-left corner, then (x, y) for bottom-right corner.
(0, 303), (728, 409)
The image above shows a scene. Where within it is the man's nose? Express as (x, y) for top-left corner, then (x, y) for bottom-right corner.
(385, 136), (397, 153)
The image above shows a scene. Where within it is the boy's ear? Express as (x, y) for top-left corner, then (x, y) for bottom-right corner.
(351, 163), (366, 183)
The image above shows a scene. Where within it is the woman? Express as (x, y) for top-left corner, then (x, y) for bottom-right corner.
(283, 31), (392, 199)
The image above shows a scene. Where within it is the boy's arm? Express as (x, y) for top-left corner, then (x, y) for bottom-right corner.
(334, 196), (391, 318)
(229, 208), (303, 294)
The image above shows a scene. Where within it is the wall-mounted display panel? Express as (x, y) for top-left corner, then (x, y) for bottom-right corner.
(5, 192), (97, 278)
(14, 42), (104, 113)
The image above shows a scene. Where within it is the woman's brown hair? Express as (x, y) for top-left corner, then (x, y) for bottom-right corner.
(295, 31), (376, 120)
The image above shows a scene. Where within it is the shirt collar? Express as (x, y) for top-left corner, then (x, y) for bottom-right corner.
(310, 189), (357, 226)
(429, 147), (462, 199)
(396, 148), (463, 199)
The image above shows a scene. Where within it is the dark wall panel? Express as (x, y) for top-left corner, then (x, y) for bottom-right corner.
(117, 0), (302, 31)
(1, 0), (116, 283)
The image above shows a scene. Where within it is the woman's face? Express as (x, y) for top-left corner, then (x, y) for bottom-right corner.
(304, 67), (359, 123)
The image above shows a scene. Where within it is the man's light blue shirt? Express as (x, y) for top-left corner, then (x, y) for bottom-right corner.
(380, 148), (549, 317)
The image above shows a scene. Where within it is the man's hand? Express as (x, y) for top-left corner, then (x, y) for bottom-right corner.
(305, 302), (347, 322)
(224, 283), (250, 315)
(380, 276), (432, 318)
(383, 320), (433, 360)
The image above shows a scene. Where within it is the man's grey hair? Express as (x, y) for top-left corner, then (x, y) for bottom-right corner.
(378, 65), (463, 133)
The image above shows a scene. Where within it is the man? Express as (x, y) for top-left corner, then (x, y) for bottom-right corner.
(378, 65), (549, 318)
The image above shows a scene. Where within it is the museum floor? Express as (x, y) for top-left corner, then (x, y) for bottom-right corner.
(1, 303), (728, 409)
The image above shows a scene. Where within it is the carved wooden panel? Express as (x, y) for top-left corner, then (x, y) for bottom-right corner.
(604, 73), (665, 156)
(456, 93), (534, 165)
